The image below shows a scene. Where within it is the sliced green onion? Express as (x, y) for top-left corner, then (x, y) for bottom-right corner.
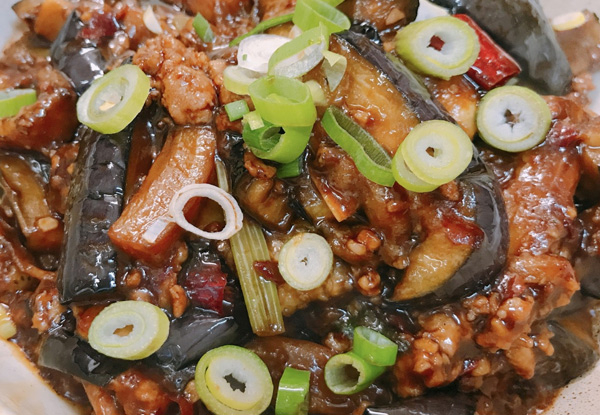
(238, 34), (291, 73)
(305, 80), (327, 106)
(243, 121), (312, 164)
(193, 13), (215, 42)
(243, 111), (265, 130)
(230, 13), (295, 47)
(77, 65), (150, 134)
(476, 85), (551, 153)
(321, 106), (394, 187)
(225, 100), (250, 121)
(395, 16), (480, 80)
(322, 51), (347, 91)
(88, 301), (169, 360)
(293, 0), (351, 34)
(278, 232), (333, 291)
(143, 6), (163, 35)
(195, 345), (273, 415)
(277, 155), (304, 179)
(268, 24), (329, 78)
(275, 367), (311, 415)
(249, 76), (316, 127)
(353, 327), (398, 367)
(223, 65), (263, 96)
(0, 88), (37, 118)
(0, 305), (16, 340)
(392, 148), (438, 193)
(324, 352), (385, 395)
(401, 120), (473, 186)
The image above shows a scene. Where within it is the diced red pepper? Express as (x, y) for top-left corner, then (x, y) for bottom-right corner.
(183, 263), (228, 314)
(253, 260), (286, 285)
(454, 14), (521, 90)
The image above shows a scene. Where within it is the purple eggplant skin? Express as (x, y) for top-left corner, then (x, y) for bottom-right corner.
(575, 255), (600, 299)
(337, 30), (453, 123)
(50, 12), (106, 94)
(365, 393), (475, 415)
(429, 0), (572, 95)
(57, 126), (131, 304)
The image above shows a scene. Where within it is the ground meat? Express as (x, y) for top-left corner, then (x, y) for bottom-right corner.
(258, 0), (296, 19)
(134, 34), (216, 125)
(31, 280), (64, 333)
(110, 370), (172, 415)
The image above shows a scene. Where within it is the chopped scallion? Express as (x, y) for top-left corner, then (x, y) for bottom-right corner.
(278, 233), (333, 290)
(243, 121), (312, 164)
(352, 326), (398, 367)
(193, 13), (215, 42)
(293, 0), (351, 35)
(0, 88), (37, 118)
(277, 155), (304, 179)
(243, 111), (265, 130)
(225, 100), (250, 121)
(324, 352), (385, 395)
(230, 13), (295, 47)
(275, 367), (311, 415)
(268, 24), (329, 78)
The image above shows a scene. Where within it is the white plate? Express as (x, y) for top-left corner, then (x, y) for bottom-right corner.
(0, 1), (598, 415)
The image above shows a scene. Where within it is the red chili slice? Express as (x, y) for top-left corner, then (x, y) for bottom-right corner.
(454, 14), (521, 90)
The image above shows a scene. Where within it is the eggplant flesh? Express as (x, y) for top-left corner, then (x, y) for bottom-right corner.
(365, 393), (475, 415)
(57, 126), (131, 304)
(50, 11), (106, 94)
(429, 0), (572, 95)
(576, 255), (600, 299)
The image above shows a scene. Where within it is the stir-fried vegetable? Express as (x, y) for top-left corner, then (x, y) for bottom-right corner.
(195, 345), (274, 415)
(324, 352), (385, 395)
(293, 0), (351, 34)
(321, 106), (395, 187)
(268, 25), (329, 78)
(391, 149), (438, 193)
(395, 16), (480, 80)
(278, 233), (333, 291)
(400, 120), (473, 186)
(352, 327), (398, 367)
(77, 65), (150, 134)
(275, 367), (311, 415)
(0, 89), (37, 118)
(476, 85), (551, 152)
(230, 13), (294, 47)
(88, 301), (170, 360)
(193, 12), (214, 42)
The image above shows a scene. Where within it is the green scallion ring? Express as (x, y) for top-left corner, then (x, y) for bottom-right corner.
(77, 64), (150, 134)
(324, 352), (385, 395)
(193, 13), (215, 42)
(195, 345), (273, 415)
(321, 106), (394, 187)
(248, 76), (316, 127)
(395, 16), (480, 80)
(275, 367), (311, 415)
(401, 120), (473, 186)
(277, 156), (304, 179)
(476, 85), (552, 153)
(293, 0), (351, 34)
(0, 88), (37, 118)
(230, 13), (294, 47)
(352, 326), (399, 367)
(245, 123), (312, 164)
(392, 146), (438, 193)
(268, 24), (329, 78)
(225, 99), (250, 121)
(278, 232), (333, 291)
(88, 301), (170, 360)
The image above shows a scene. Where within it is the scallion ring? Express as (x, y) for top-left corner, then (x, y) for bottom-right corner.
(392, 147), (438, 193)
(223, 66), (263, 96)
(321, 106), (395, 187)
(476, 85), (551, 153)
(238, 34), (291, 74)
(230, 13), (294, 47)
(76, 64), (150, 134)
(243, 121), (312, 164)
(324, 352), (385, 395)
(278, 232), (333, 291)
(193, 13), (215, 42)
(0, 88), (37, 118)
(225, 100), (250, 121)
(195, 345), (273, 415)
(275, 367), (311, 415)
(248, 76), (316, 127)
(322, 51), (347, 91)
(400, 120), (473, 186)
(268, 24), (329, 78)
(395, 16), (480, 80)
(277, 156), (304, 179)
(352, 327), (398, 367)
(168, 184), (244, 240)
(88, 301), (170, 360)
(293, 0), (351, 34)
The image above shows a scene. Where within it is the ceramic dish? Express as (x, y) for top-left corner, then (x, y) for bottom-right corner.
(0, 1), (598, 415)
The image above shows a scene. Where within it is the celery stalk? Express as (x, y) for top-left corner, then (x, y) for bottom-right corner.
(216, 160), (285, 336)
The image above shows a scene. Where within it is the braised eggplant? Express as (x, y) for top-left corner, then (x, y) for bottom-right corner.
(50, 11), (106, 94)
(365, 393), (475, 415)
(57, 126), (132, 304)
(340, 0), (419, 39)
(554, 10), (600, 76)
(577, 256), (600, 299)
(429, 0), (572, 95)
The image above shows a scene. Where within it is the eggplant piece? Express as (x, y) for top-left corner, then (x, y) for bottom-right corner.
(336, 30), (453, 123)
(340, 0), (419, 39)
(50, 11), (106, 94)
(391, 153), (509, 305)
(365, 393), (475, 415)
(57, 126), (132, 304)
(429, 0), (572, 95)
(576, 255), (600, 299)
(554, 10), (600, 76)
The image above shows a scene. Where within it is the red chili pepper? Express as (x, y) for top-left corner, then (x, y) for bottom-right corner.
(183, 263), (228, 314)
(454, 14), (521, 90)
